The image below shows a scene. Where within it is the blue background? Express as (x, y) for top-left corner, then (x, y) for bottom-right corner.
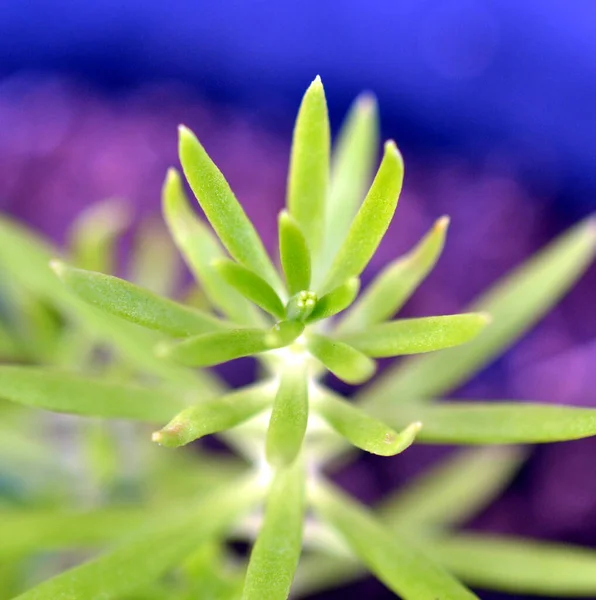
(1, 0), (595, 217)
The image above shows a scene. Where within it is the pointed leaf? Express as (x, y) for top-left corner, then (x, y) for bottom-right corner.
(321, 141), (404, 294)
(68, 198), (131, 274)
(13, 477), (263, 600)
(365, 215), (596, 405)
(159, 321), (304, 367)
(341, 313), (489, 358)
(291, 449), (525, 595)
(214, 259), (285, 319)
(153, 383), (274, 447)
(0, 508), (153, 560)
(52, 261), (228, 337)
(313, 389), (420, 456)
(178, 126), (282, 291)
(310, 482), (479, 600)
(242, 460), (305, 600)
(287, 76), (330, 257)
(0, 366), (187, 421)
(338, 216), (449, 333)
(426, 533), (596, 597)
(278, 210), (312, 295)
(374, 401), (596, 444)
(306, 278), (360, 324)
(266, 364), (309, 467)
(0, 217), (216, 390)
(323, 93), (379, 268)
(162, 169), (262, 326)
(306, 333), (376, 384)
(378, 447), (526, 529)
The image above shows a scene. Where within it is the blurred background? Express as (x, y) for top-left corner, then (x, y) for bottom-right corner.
(1, 1), (596, 599)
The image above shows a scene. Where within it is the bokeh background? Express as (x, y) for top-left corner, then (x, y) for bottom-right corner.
(1, 2), (596, 599)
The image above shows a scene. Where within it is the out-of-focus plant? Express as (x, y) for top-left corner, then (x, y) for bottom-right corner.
(1, 77), (596, 599)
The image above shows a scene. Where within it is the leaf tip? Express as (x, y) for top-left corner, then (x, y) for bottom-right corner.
(178, 123), (193, 138)
(165, 166), (180, 183)
(396, 421), (423, 453)
(178, 124), (199, 154)
(383, 139), (404, 169)
(435, 215), (450, 232)
(152, 423), (185, 448)
(478, 311), (493, 325)
(355, 91), (377, 114)
(346, 276), (360, 291)
(311, 74), (323, 89)
(409, 421), (423, 433)
(49, 258), (67, 278)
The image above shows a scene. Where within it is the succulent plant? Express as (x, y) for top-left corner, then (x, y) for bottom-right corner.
(0, 77), (595, 599)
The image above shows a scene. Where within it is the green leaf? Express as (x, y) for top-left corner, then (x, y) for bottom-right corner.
(162, 169), (262, 326)
(0, 508), (152, 560)
(181, 542), (245, 600)
(68, 198), (131, 274)
(365, 215), (596, 405)
(378, 447), (526, 529)
(341, 313), (489, 358)
(306, 278), (360, 324)
(129, 217), (181, 297)
(214, 259), (285, 319)
(52, 261), (228, 337)
(266, 364), (309, 467)
(320, 140), (404, 294)
(322, 93), (379, 272)
(292, 554), (362, 599)
(0, 215), (71, 301)
(242, 460), (305, 600)
(178, 126), (282, 292)
(310, 482), (478, 600)
(159, 321), (304, 367)
(0, 217), (216, 390)
(153, 383), (274, 447)
(0, 415), (66, 479)
(144, 445), (245, 503)
(0, 366), (187, 421)
(0, 280), (60, 362)
(426, 533), (596, 597)
(278, 210), (312, 296)
(312, 389), (420, 456)
(306, 333), (376, 384)
(374, 401), (596, 444)
(0, 323), (23, 360)
(84, 421), (119, 488)
(287, 76), (330, 257)
(272, 449), (525, 597)
(338, 216), (449, 333)
(13, 477), (263, 600)
(181, 545), (242, 599)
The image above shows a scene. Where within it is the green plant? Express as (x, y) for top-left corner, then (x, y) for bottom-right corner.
(1, 76), (596, 599)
